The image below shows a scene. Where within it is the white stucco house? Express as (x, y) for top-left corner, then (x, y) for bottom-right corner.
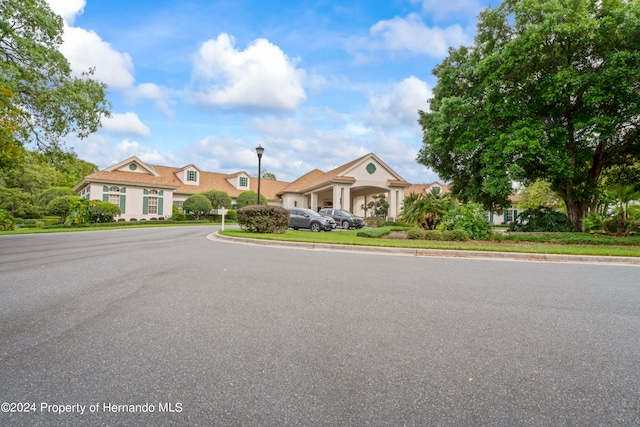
(72, 153), (413, 221)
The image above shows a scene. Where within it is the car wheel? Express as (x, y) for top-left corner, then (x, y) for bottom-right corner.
(310, 222), (321, 232)
(341, 220), (350, 229)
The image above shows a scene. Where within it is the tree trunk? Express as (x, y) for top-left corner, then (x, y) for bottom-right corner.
(563, 197), (588, 232)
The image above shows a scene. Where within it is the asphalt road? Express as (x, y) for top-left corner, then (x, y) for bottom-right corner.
(1, 226), (639, 426)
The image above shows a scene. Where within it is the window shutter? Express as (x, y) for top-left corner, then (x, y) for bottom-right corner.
(103, 194), (109, 202)
(503, 209), (508, 222)
(120, 187), (126, 193)
(103, 186), (109, 192)
(513, 210), (518, 221)
(490, 212), (493, 223)
(194, 171), (198, 182)
(144, 189), (149, 195)
(120, 195), (126, 214)
(143, 197), (149, 214)
(159, 190), (164, 196)
(158, 198), (163, 215)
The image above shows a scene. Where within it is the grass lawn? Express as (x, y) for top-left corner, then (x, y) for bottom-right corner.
(0, 221), (218, 235)
(219, 227), (640, 258)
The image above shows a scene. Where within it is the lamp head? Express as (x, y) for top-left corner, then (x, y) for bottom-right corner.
(256, 144), (264, 158)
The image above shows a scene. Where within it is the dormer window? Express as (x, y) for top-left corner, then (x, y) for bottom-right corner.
(187, 170), (198, 182)
(239, 176), (248, 187)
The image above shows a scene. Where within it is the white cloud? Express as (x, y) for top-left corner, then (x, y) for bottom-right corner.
(102, 112), (151, 137)
(369, 14), (471, 58)
(367, 76), (431, 130)
(128, 83), (175, 117)
(60, 26), (135, 90)
(46, 0), (173, 116)
(113, 140), (169, 166)
(188, 33), (307, 111)
(46, 0), (85, 26)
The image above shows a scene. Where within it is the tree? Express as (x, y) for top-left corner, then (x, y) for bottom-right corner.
(36, 187), (74, 209)
(201, 190), (232, 210)
(261, 170), (277, 180)
(0, 0), (111, 152)
(418, 0), (640, 230)
(236, 191), (267, 209)
(183, 194), (212, 220)
(516, 180), (562, 211)
(46, 195), (78, 223)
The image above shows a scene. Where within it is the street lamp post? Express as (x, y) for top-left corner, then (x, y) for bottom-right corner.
(256, 144), (264, 205)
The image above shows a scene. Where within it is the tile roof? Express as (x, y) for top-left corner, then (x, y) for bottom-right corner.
(80, 166), (290, 201)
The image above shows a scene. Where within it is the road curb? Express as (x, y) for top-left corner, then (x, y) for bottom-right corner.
(209, 231), (640, 265)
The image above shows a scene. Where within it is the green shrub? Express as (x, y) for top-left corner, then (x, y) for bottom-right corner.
(582, 211), (605, 233)
(509, 207), (575, 232)
(441, 204), (492, 240)
(201, 190), (232, 210)
(87, 201), (120, 223)
(407, 229), (426, 240)
(183, 194), (212, 220)
(424, 230), (444, 240)
(236, 191), (267, 209)
(0, 209), (16, 230)
(226, 209), (237, 221)
(442, 229), (469, 241)
(238, 205), (289, 233)
(357, 228), (390, 238)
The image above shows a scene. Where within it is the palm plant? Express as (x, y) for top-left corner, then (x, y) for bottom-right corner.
(400, 188), (456, 230)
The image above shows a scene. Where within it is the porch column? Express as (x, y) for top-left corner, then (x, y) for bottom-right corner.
(333, 186), (340, 210)
(342, 186), (351, 211)
(310, 192), (318, 210)
(388, 189), (398, 220)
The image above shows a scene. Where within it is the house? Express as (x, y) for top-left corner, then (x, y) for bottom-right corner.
(72, 153), (412, 221)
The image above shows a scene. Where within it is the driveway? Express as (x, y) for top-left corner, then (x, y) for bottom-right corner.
(1, 227), (639, 426)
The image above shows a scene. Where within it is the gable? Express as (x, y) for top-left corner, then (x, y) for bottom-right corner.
(105, 156), (160, 177)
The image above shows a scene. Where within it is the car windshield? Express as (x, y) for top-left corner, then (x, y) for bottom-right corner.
(308, 210), (323, 217)
(337, 209), (353, 217)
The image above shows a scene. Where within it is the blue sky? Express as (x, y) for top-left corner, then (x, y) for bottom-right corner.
(46, 0), (500, 183)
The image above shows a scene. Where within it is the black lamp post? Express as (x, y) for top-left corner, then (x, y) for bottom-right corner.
(256, 144), (264, 205)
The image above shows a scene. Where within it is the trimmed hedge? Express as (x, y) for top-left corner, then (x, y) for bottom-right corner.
(238, 205), (289, 233)
(442, 229), (470, 241)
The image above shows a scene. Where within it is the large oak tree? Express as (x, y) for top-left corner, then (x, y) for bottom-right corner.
(418, 0), (640, 230)
(0, 0), (110, 157)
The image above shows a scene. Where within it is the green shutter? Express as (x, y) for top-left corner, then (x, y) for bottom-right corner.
(490, 212), (493, 222)
(143, 197), (149, 214)
(120, 187), (126, 193)
(503, 209), (508, 222)
(103, 194), (109, 202)
(158, 198), (163, 215)
(120, 195), (126, 214)
(159, 190), (164, 196)
(103, 185), (109, 192)
(513, 210), (518, 221)
(194, 171), (198, 181)
(144, 189), (149, 195)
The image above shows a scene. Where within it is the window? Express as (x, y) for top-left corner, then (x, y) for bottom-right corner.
(109, 186), (120, 192)
(505, 209), (514, 222)
(187, 170), (197, 182)
(108, 194), (120, 205)
(174, 201), (184, 213)
(148, 197), (158, 214)
(239, 176), (248, 187)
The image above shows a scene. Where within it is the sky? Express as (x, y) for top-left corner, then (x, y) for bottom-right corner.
(45, 0), (501, 184)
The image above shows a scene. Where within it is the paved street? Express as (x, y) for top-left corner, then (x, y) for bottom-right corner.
(1, 227), (639, 426)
